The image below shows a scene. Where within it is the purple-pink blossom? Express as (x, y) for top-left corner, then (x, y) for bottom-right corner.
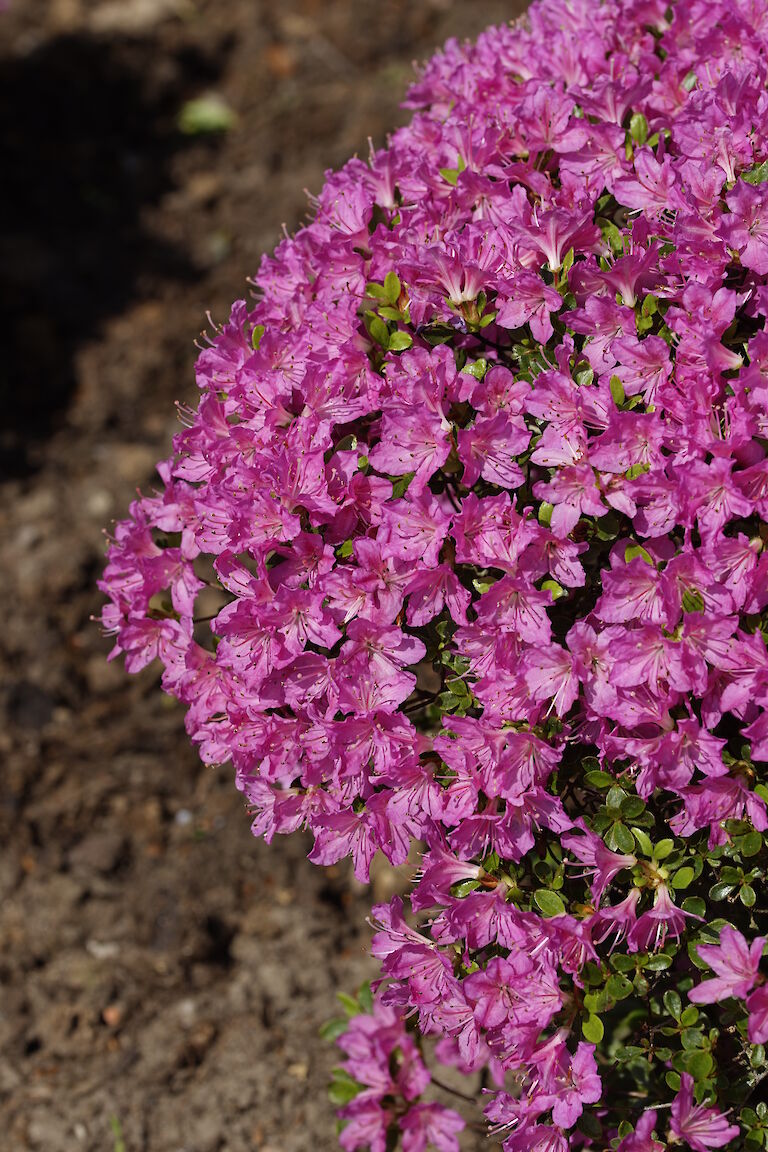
(100, 0), (768, 1145)
(689, 925), (765, 1004)
(669, 1074), (740, 1152)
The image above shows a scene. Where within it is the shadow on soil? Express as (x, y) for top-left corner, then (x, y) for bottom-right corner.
(0, 31), (225, 478)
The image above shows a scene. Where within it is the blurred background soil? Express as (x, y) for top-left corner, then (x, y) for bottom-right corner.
(0, 1), (523, 1149)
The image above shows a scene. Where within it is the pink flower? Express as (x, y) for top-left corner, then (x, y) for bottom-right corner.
(720, 179), (768, 275)
(338, 1099), (392, 1152)
(100, 1), (768, 1146)
(613, 148), (685, 211)
(533, 464), (606, 536)
(496, 270), (563, 341)
(747, 984), (768, 1044)
(475, 576), (553, 644)
(519, 206), (604, 272)
(628, 884), (699, 953)
(523, 645), (580, 717)
(404, 565), (470, 626)
(561, 819), (637, 902)
(592, 888), (642, 950)
(669, 1074), (740, 1152)
(457, 412), (529, 488)
(689, 925), (765, 1004)
(400, 1103), (465, 1152)
(617, 1110), (664, 1152)
(544, 1042), (602, 1129)
(378, 491), (452, 566)
(368, 407), (451, 492)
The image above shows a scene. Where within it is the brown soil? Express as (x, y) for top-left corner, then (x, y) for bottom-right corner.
(0, 2), (524, 1149)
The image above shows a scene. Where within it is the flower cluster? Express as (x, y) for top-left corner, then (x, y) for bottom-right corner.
(101, 0), (768, 1146)
(325, 986), (465, 1152)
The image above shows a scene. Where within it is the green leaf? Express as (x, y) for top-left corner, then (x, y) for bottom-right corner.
(688, 940), (711, 969)
(611, 953), (637, 973)
(625, 542), (653, 565)
(672, 866), (695, 890)
(178, 93), (237, 135)
(377, 305), (402, 321)
(110, 1118), (126, 1152)
(644, 953), (673, 971)
(633, 827), (653, 856)
(608, 822), (636, 854)
(538, 502), (554, 527)
(357, 983), (374, 1013)
(680, 1005), (699, 1027)
(578, 1111), (603, 1140)
(336, 993), (360, 1017)
(541, 578), (567, 600)
(601, 219), (624, 253)
(585, 769), (614, 789)
(533, 889), (566, 917)
(741, 883), (757, 907)
(388, 331), (413, 351)
(582, 1014), (604, 1043)
(365, 282), (389, 300)
(685, 1050), (714, 1080)
(594, 511), (621, 540)
(328, 1069), (364, 1106)
(365, 312), (390, 348)
(251, 324), (265, 350)
(621, 796), (646, 820)
(664, 990), (682, 1019)
(739, 831), (763, 857)
(463, 358), (488, 380)
(709, 881), (735, 901)
(447, 677), (469, 697)
(606, 785), (628, 810)
(452, 879), (481, 898)
(606, 973), (634, 1001)
(682, 588), (705, 614)
(682, 896), (706, 918)
(391, 472), (415, 499)
(384, 271), (401, 305)
(583, 961), (604, 986)
(319, 1017), (349, 1042)
(629, 112), (649, 146)
(654, 839), (675, 860)
(682, 70), (698, 91)
(744, 161), (768, 186)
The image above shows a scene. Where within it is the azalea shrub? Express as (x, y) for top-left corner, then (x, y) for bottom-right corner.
(100, 0), (768, 1147)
